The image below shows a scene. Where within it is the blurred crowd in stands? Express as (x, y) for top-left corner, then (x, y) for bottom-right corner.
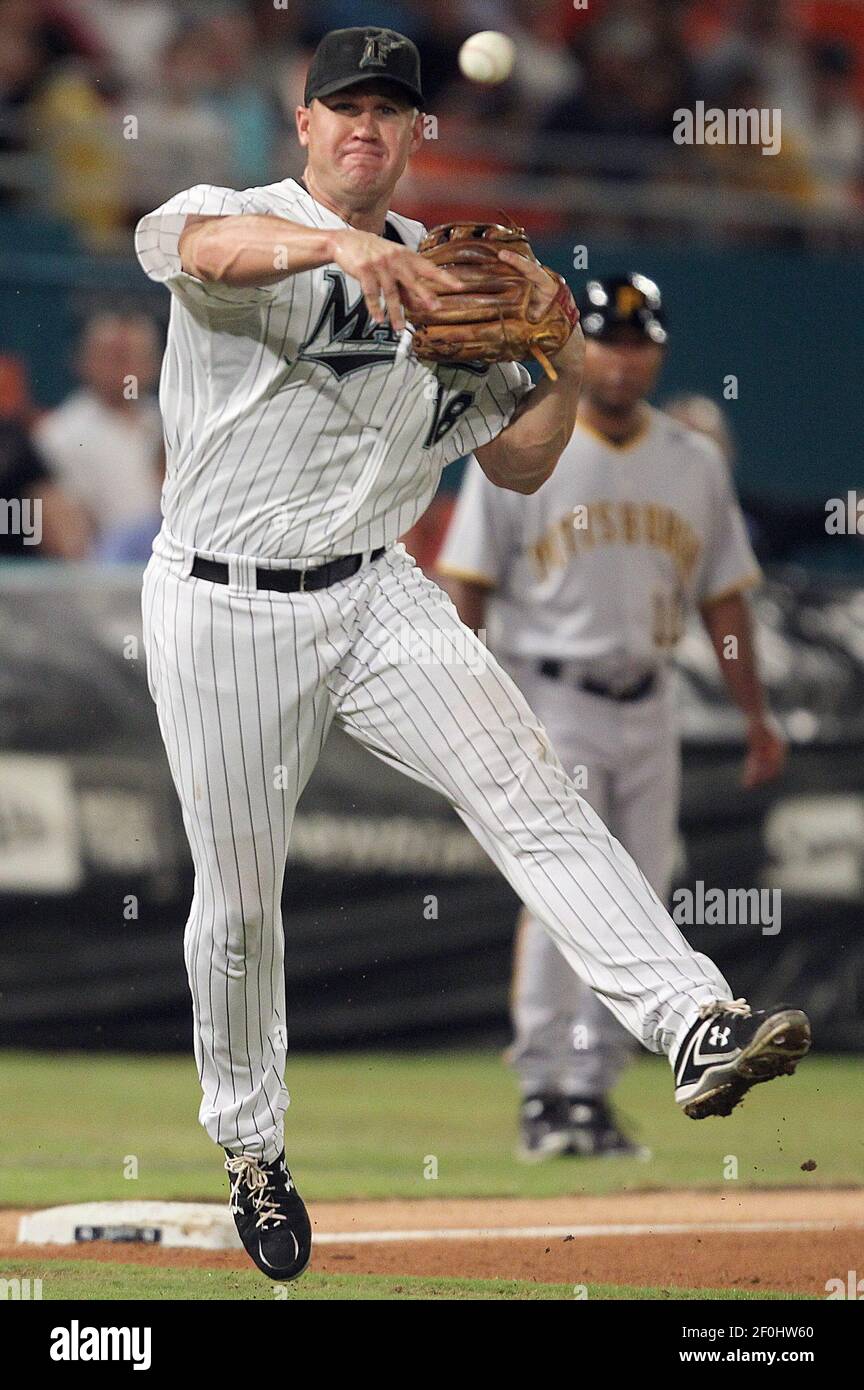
(0, 1), (861, 566)
(0, 314), (162, 560)
(0, 306), (854, 570)
(0, 0), (862, 247)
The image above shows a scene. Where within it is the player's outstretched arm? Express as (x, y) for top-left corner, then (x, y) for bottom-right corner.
(179, 214), (338, 287)
(473, 248), (584, 494)
(179, 216), (461, 327)
(700, 590), (787, 788)
(474, 323), (584, 495)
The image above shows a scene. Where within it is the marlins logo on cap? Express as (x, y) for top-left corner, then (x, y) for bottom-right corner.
(360, 30), (407, 69)
(578, 274), (668, 344)
(304, 26), (424, 107)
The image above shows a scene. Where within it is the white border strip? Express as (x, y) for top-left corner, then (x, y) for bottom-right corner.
(315, 1219), (864, 1246)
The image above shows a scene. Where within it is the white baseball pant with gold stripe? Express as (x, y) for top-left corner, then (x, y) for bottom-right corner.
(504, 655), (681, 1099)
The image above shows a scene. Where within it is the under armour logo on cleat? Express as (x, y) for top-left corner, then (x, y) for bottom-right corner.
(709, 1025), (731, 1047)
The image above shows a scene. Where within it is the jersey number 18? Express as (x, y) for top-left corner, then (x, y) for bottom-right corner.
(424, 383), (476, 448)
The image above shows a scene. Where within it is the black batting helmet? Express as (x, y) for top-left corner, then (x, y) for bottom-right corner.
(578, 274), (667, 345)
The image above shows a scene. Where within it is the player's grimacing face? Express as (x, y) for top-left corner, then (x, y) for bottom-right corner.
(297, 87), (423, 203)
(582, 337), (665, 415)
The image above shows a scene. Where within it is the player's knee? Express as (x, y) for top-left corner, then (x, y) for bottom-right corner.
(221, 908), (278, 970)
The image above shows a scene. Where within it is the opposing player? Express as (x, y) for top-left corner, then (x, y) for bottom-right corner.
(134, 27), (809, 1282)
(438, 276), (788, 1160)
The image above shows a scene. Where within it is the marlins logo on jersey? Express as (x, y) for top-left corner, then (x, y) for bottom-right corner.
(298, 270), (401, 378)
(134, 177), (530, 560)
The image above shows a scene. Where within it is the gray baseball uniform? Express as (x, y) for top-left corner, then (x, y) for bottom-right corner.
(439, 409), (759, 1098)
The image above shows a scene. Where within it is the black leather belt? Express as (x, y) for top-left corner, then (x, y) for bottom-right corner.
(190, 547), (385, 594)
(538, 659), (657, 703)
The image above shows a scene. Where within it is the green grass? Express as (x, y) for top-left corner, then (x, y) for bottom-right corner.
(0, 1259), (814, 1301)
(0, 1049), (861, 1207)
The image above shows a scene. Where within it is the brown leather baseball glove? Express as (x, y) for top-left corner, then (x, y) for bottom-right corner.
(409, 222), (579, 381)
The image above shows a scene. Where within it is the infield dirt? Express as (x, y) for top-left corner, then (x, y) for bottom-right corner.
(2, 1188), (860, 1296)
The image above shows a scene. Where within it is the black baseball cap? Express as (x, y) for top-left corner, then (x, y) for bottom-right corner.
(304, 27), (424, 108)
(578, 274), (668, 345)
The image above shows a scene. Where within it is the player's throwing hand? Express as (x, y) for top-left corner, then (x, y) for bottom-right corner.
(330, 228), (464, 332)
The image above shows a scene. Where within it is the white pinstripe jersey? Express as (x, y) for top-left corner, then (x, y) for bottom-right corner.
(134, 178), (530, 564)
(439, 408), (760, 676)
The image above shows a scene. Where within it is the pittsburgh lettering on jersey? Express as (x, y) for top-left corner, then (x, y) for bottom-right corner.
(527, 500), (702, 583)
(298, 270), (400, 378)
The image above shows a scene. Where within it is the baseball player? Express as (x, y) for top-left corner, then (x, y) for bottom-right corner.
(134, 27), (809, 1283)
(438, 275), (788, 1161)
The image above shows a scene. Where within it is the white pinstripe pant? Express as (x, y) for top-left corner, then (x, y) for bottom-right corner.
(142, 541), (730, 1160)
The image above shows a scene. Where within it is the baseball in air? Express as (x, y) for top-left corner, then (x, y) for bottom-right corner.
(458, 31), (516, 85)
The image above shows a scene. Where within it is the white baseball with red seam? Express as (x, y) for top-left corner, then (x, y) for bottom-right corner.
(458, 31), (515, 85)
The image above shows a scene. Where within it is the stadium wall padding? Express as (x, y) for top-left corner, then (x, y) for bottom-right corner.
(0, 211), (860, 496)
(1, 568), (863, 1052)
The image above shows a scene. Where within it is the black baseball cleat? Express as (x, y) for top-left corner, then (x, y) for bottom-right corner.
(565, 1097), (651, 1159)
(674, 1000), (811, 1119)
(516, 1093), (570, 1162)
(224, 1150), (311, 1280)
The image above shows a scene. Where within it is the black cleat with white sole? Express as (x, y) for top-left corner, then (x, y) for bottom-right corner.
(565, 1097), (652, 1160)
(517, 1094), (571, 1162)
(224, 1150), (311, 1280)
(674, 1000), (811, 1119)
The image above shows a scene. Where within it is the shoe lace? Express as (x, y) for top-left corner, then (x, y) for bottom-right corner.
(224, 1154), (291, 1230)
(698, 997), (751, 1021)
